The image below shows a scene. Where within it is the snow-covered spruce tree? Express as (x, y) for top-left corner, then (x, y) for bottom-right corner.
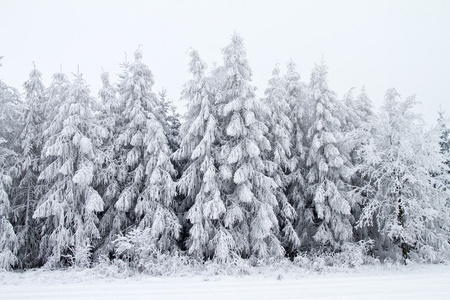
(213, 34), (283, 261)
(356, 89), (450, 263)
(0, 58), (20, 269)
(0, 139), (18, 270)
(283, 60), (310, 252)
(304, 61), (354, 250)
(115, 48), (180, 252)
(33, 71), (105, 268)
(13, 64), (47, 267)
(94, 70), (123, 256)
(174, 49), (221, 258)
(158, 88), (184, 197)
(263, 64), (300, 256)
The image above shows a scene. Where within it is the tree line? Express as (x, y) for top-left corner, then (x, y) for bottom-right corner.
(0, 34), (449, 270)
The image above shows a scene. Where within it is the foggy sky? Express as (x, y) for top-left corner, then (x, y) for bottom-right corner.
(1, 0), (449, 124)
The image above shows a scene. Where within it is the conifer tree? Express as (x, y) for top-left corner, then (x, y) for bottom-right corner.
(283, 60), (309, 251)
(356, 89), (450, 262)
(95, 71), (122, 255)
(0, 57), (20, 269)
(305, 62), (354, 250)
(214, 34), (283, 260)
(34, 71), (104, 267)
(14, 64), (47, 267)
(263, 65), (300, 255)
(0, 140), (18, 270)
(175, 50), (221, 258)
(115, 48), (180, 251)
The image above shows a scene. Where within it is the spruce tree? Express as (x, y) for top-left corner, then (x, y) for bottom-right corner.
(284, 60), (310, 251)
(305, 62), (354, 250)
(0, 57), (20, 269)
(95, 71), (122, 256)
(175, 49), (221, 258)
(263, 64), (300, 255)
(34, 71), (104, 267)
(115, 48), (180, 252)
(14, 64), (47, 267)
(0, 140), (18, 270)
(214, 34), (283, 260)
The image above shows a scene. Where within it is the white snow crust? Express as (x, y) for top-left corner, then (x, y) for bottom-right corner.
(1, 264), (449, 299)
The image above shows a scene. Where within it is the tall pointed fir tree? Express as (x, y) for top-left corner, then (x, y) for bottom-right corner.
(14, 64), (47, 267)
(33, 71), (105, 267)
(213, 34), (283, 261)
(158, 88), (183, 190)
(283, 60), (310, 252)
(305, 62), (354, 250)
(0, 139), (18, 270)
(0, 58), (20, 269)
(114, 48), (180, 252)
(174, 50), (221, 258)
(94, 70), (123, 256)
(263, 64), (300, 256)
(356, 89), (450, 262)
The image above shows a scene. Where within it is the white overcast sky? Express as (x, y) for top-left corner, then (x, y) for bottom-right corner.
(1, 0), (449, 124)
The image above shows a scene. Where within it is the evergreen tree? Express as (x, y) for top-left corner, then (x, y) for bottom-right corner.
(214, 34), (283, 261)
(14, 64), (47, 267)
(263, 64), (300, 255)
(94, 71), (122, 256)
(0, 139), (18, 270)
(356, 89), (450, 262)
(115, 48), (180, 252)
(284, 60), (309, 252)
(175, 49), (221, 258)
(305, 62), (354, 250)
(0, 57), (20, 269)
(34, 71), (104, 267)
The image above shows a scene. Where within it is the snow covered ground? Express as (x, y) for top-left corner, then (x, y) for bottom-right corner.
(1, 264), (449, 299)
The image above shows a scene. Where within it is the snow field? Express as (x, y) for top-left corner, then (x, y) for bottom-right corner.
(1, 264), (449, 300)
